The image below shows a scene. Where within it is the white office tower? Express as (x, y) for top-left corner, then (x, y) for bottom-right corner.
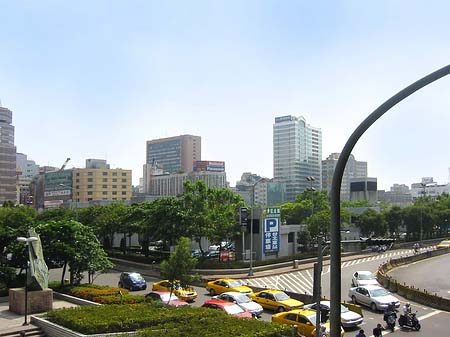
(273, 115), (322, 201)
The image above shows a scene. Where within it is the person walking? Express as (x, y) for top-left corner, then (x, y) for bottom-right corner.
(373, 323), (383, 337)
(355, 329), (366, 337)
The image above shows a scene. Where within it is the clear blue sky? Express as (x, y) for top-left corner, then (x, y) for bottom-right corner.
(1, 1), (449, 189)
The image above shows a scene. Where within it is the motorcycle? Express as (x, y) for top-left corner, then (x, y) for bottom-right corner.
(398, 311), (421, 331)
(383, 310), (397, 332)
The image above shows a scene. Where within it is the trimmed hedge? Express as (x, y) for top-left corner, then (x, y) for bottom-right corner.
(46, 303), (293, 337)
(51, 283), (149, 305)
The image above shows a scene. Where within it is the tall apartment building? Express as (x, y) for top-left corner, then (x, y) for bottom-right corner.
(0, 103), (16, 203)
(273, 115), (322, 201)
(146, 135), (201, 174)
(16, 153), (39, 178)
(73, 166), (132, 203)
(322, 153), (368, 200)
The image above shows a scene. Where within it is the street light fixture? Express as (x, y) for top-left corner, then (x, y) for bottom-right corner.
(306, 176), (316, 217)
(59, 183), (78, 221)
(16, 236), (38, 326)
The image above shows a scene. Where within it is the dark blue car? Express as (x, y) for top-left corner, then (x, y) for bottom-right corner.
(118, 272), (147, 291)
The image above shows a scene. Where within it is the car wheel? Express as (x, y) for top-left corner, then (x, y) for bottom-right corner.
(370, 302), (377, 311)
(276, 306), (285, 313)
(209, 288), (216, 296)
(351, 296), (357, 304)
(118, 282), (123, 288)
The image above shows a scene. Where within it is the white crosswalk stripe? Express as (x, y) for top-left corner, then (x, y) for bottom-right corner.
(242, 248), (429, 295)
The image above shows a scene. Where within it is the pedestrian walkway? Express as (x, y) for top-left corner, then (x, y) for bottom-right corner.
(0, 296), (78, 332)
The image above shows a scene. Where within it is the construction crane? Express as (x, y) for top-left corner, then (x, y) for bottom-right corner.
(60, 158), (71, 171)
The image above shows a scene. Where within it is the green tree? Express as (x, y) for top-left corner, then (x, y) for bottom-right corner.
(160, 237), (198, 301)
(384, 206), (403, 238)
(354, 208), (386, 237)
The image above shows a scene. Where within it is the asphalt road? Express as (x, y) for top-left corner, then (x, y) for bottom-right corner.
(48, 248), (450, 336)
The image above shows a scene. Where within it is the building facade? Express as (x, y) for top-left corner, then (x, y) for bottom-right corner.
(73, 167), (132, 203)
(410, 177), (450, 201)
(0, 104), (16, 204)
(146, 135), (201, 174)
(350, 177), (378, 203)
(322, 153), (368, 200)
(16, 153), (39, 178)
(273, 115), (322, 201)
(147, 170), (227, 197)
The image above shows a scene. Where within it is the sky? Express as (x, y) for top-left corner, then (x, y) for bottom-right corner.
(1, 1), (450, 190)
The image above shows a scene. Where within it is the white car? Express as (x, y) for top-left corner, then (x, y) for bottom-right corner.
(352, 271), (380, 287)
(348, 285), (400, 311)
(303, 300), (364, 328)
(214, 291), (263, 317)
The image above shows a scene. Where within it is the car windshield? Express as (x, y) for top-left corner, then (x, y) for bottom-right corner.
(340, 305), (349, 313)
(224, 303), (245, 315)
(235, 294), (251, 303)
(274, 292), (290, 301)
(129, 273), (143, 281)
(160, 293), (180, 302)
(306, 314), (317, 323)
(358, 273), (375, 280)
(229, 280), (244, 288)
(370, 288), (389, 297)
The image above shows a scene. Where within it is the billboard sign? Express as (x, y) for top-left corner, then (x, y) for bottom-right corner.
(263, 207), (281, 253)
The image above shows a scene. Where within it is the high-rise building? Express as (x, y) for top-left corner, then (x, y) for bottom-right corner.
(16, 153), (39, 178)
(322, 153), (368, 200)
(0, 103), (16, 204)
(273, 115), (322, 201)
(146, 135), (201, 174)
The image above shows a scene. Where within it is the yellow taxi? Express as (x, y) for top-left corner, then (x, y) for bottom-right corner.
(151, 280), (197, 302)
(249, 289), (303, 312)
(272, 308), (345, 337)
(206, 278), (252, 296)
(437, 239), (450, 249)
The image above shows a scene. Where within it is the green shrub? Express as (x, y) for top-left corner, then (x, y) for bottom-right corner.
(46, 303), (293, 337)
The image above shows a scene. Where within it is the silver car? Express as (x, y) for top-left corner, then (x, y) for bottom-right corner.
(214, 291), (263, 317)
(303, 300), (364, 328)
(348, 285), (400, 311)
(352, 270), (380, 287)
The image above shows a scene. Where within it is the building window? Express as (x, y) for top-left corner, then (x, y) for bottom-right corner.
(88, 178), (93, 182)
(76, 179), (79, 183)
(87, 185), (93, 188)
(103, 191), (107, 195)
(76, 185), (79, 189)
(121, 179), (127, 182)
(112, 172), (117, 176)
(102, 185), (107, 188)
(102, 172), (108, 176)
(112, 185), (117, 188)
(88, 198), (92, 201)
(112, 178), (117, 182)
(103, 178), (107, 182)
(112, 191), (117, 195)
(122, 191), (127, 195)
(87, 191), (93, 195)
(88, 172), (93, 176)
(288, 232), (294, 243)
(121, 185), (126, 189)
(122, 172), (127, 176)
(76, 172), (80, 176)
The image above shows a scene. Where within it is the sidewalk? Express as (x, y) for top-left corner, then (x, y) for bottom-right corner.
(0, 296), (78, 331)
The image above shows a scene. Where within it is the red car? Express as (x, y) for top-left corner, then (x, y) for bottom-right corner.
(145, 291), (189, 307)
(202, 299), (253, 318)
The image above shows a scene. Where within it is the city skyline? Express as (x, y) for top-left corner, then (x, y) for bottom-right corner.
(1, 2), (450, 190)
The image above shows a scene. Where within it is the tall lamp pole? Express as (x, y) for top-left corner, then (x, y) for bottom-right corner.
(330, 64), (450, 337)
(17, 236), (38, 326)
(249, 179), (263, 276)
(59, 183), (78, 221)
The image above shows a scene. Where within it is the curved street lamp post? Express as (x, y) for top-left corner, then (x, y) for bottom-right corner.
(329, 64), (450, 337)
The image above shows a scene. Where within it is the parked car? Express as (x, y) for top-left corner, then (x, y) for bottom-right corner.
(206, 278), (252, 296)
(272, 308), (345, 337)
(152, 280), (197, 302)
(202, 299), (253, 318)
(145, 291), (189, 307)
(437, 239), (450, 249)
(351, 270), (380, 287)
(348, 285), (400, 311)
(249, 289), (303, 312)
(118, 272), (147, 291)
(303, 300), (363, 328)
(214, 291), (263, 317)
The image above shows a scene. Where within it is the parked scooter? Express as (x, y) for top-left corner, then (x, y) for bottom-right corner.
(398, 311), (421, 331)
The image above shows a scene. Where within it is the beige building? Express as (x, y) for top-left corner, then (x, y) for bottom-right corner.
(73, 168), (132, 203)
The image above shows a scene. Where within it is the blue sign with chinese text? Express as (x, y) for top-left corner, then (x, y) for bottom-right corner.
(263, 218), (280, 253)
